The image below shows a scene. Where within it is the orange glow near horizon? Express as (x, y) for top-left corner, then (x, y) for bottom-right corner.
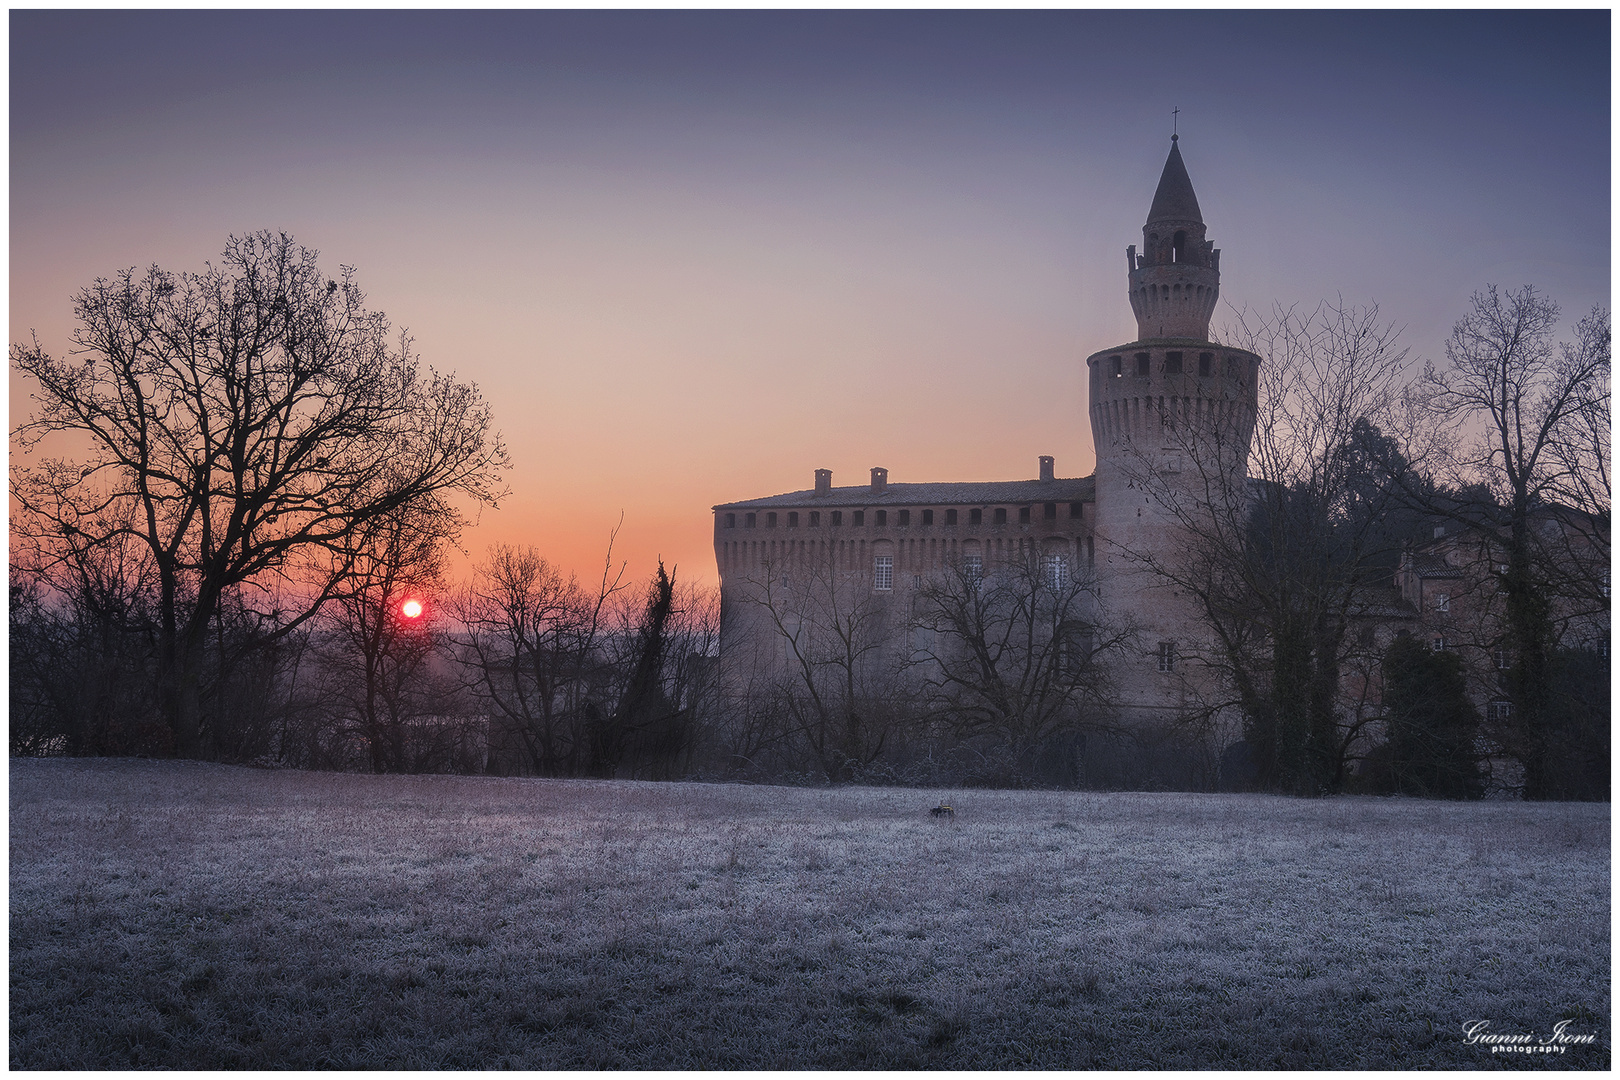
(10, 14), (1607, 598)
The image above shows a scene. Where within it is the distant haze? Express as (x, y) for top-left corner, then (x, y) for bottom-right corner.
(10, 11), (1609, 587)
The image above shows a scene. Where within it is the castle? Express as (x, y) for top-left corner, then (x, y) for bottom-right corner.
(711, 136), (1259, 755)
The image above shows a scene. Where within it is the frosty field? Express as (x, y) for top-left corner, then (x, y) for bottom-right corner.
(9, 758), (1609, 1069)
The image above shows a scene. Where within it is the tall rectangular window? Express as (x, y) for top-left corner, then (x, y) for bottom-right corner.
(831, 511), (842, 526)
(809, 511), (820, 527)
(1136, 352), (1151, 377)
(725, 513), (736, 529)
(874, 555), (893, 591)
(787, 511), (798, 528)
(1044, 502), (1057, 520)
(853, 510), (864, 526)
(965, 554), (983, 587)
(1165, 351), (1183, 374)
(1110, 355), (1122, 377)
(1069, 501), (1083, 518)
(1434, 592), (1449, 612)
(875, 509), (887, 526)
(994, 508), (1007, 525)
(898, 509), (910, 527)
(745, 513), (756, 528)
(1045, 554), (1068, 588)
(922, 508), (933, 526)
(945, 508), (957, 525)
(1019, 506), (1031, 524)
(969, 508), (982, 525)
(767, 512), (777, 528)
(1199, 351), (1213, 376)
(1158, 641), (1176, 673)
(1431, 638), (1446, 652)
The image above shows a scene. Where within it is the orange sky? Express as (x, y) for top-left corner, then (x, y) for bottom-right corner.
(10, 13), (1609, 594)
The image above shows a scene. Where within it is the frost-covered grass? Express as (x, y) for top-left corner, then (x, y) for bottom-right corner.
(10, 758), (1609, 1069)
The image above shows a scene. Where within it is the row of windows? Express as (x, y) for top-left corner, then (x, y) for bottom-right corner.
(1108, 350), (1241, 380)
(724, 502), (1086, 530)
(870, 552), (1073, 592)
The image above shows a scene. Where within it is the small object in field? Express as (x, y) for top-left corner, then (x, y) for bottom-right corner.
(929, 804), (954, 819)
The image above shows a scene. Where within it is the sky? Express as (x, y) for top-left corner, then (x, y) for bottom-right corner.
(10, 10), (1610, 591)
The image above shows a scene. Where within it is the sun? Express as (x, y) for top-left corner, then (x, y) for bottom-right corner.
(400, 599), (424, 619)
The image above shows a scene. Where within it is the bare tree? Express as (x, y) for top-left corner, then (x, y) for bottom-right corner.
(1127, 301), (1418, 793)
(450, 538), (629, 776)
(316, 501), (452, 773)
(1421, 286), (1610, 797)
(732, 543), (906, 781)
(11, 232), (507, 758)
(909, 547), (1124, 781)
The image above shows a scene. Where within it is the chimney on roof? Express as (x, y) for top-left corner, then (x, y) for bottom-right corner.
(870, 467), (887, 495)
(814, 469), (832, 496)
(1039, 455), (1055, 482)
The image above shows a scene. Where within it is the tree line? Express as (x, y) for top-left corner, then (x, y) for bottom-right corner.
(10, 235), (1609, 797)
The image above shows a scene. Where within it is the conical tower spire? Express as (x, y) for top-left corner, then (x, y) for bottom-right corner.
(1125, 136), (1220, 340)
(1146, 135), (1203, 225)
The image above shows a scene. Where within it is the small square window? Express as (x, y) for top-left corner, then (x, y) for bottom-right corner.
(994, 508), (1008, 525)
(831, 511), (842, 526)
(874, 555), (893, 591)
(898, 509), (910, 527)
(922, 508), (934, 526)
(1431, 638), (1446, 652)
(875, 509), (887, 527)
(724, 513), (736, 529)
(1488, 700), (1514, 722)
(945, 508), (958, 525)
(853, 510), (864, 526)
(969, 508), (982, 525)
(809, 511), (820, 527)
(787, 511), (798, 528)
(1043, 502), (1057, 520)
(1019, 507), (1031, 524)
(745, 513), (756, 528)
(1165, 351), (1183, 374)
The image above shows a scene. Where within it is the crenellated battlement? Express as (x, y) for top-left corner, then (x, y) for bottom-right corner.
(1085, 341), (1259, 453)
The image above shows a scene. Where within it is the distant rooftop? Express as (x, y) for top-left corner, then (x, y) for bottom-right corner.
(715, 475), (1095, 511)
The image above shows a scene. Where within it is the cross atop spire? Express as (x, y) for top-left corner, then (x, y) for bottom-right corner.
(1172, 106), (1179, 137)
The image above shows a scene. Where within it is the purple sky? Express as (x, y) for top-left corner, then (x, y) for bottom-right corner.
(11, 11), (1609, 587)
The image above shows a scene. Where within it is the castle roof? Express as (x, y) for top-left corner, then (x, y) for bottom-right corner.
(714, 474), (1095, 511)
(1146, 136), (1203, 225)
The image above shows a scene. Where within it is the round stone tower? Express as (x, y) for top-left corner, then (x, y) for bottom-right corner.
(1085, 136), (1260, 721)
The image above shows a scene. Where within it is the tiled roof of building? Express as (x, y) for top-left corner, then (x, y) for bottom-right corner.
(1352, 593), (1419, 620)
(1408, 553), (1463, 579)
(714, 475), (1096, 511)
